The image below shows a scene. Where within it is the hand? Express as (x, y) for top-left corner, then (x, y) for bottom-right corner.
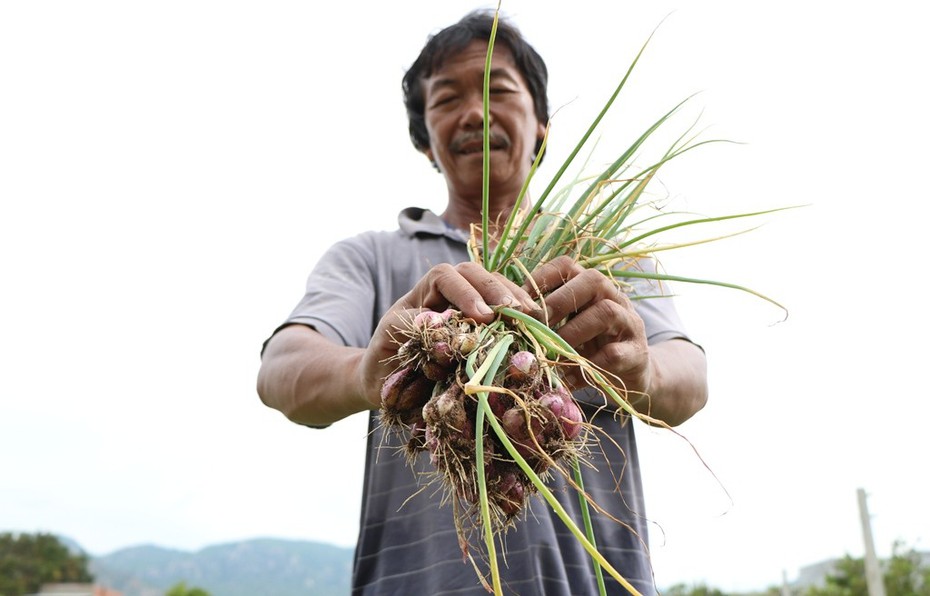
(525, 256), (652, 397)
(360, 262), (539, 408)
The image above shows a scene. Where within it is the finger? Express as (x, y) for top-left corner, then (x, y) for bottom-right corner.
(370, 307), (423, 356)
(398, 263), (490, 321)
(556, 298), (641, 349)
(524, 255), (583, 298)
(586, 340), (650, 396)
(401, 263), (536, 324)
(540, 268), (621, 325)
(457, 263), (539, 313)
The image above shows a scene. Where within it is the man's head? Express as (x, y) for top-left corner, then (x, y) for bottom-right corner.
(402, 11), (549, 163)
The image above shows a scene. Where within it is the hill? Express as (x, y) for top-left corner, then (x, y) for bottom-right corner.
(89, 538), (353, 596)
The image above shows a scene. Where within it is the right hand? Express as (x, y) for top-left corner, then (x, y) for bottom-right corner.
(358, 262), (539, 408)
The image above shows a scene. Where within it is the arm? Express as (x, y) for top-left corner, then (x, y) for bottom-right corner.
(257, 262), (538, 427)
(635, 337), (707, 427)
(526, 256), (708, 427)
(257, 324), (370, 426)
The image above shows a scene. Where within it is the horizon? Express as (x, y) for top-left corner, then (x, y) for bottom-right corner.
(32, 530), (927, 592)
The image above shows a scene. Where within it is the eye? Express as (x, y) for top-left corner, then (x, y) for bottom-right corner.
(430, 94), (457, 108)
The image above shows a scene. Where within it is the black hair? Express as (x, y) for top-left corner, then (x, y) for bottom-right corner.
(402, 10), (549, 160)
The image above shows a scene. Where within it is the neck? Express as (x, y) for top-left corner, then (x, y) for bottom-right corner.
(441, 183), (532, 230)
(441, 197), (528, 235)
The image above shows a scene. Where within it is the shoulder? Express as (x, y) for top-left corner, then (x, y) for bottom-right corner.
(329, 207), (452, 252)
(326, 208), (468, 265)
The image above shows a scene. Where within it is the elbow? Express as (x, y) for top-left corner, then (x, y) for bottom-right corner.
(257, 356), (335, 428)
(646, 339), (708, 427)
(671, 386), (708, 427)
(646, 389), (706, 428)
(256, 327), (315, 424)
(256, 360), (302, 424)
(669, 355), (709, 426)
(256, 365), (283, 414)
(255, 367), (275, 410)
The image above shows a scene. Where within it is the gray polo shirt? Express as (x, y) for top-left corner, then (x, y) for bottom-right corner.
(280, 207), (692, 595)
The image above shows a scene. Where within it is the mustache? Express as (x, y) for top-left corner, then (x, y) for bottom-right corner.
(450, 131), (510, 152)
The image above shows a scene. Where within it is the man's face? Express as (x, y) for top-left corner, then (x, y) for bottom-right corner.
(421, 40), (545, 200)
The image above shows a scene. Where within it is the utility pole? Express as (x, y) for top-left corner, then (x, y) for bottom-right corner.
(780, 569), (792, 596)
(858, 487), (887, 596)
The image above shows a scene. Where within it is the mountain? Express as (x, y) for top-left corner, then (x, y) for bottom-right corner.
(89, 538), (353, 596)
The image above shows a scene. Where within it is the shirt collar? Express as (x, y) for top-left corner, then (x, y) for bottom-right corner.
(397, 207), (470, 243)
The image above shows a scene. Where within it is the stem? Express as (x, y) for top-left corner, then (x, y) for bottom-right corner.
(465, 333), (513, 596)
(480, 6), (501, 270)
(574, 458), (607, 596)
(473, 400), (501, 595)
(463, 323), (638, 594)
(492, 30), (658, 272)
(467, 333), (513, 385)
(488, 126), (550, 273)
(480, 397), (643, 596)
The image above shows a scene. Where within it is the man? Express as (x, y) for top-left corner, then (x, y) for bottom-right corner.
(258, 10), (707, 595)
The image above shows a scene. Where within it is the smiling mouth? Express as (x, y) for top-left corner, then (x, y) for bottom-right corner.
(453, 133), (509, 155)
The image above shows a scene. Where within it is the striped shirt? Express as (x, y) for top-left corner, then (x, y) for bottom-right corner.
(280, 207), (692, 595)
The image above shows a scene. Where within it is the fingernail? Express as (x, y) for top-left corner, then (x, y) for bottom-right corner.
(521, 297), (540, 313)
(489, 296), (516, 309)
(528, 306), (546, 320)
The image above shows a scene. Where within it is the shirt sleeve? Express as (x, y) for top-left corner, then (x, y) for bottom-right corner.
(281, 235), (378, 349)
(624, 256), (694, 345)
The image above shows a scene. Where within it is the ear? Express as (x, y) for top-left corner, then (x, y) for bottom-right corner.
(535, 120), (547, 147)
(423, 147), (441, 172)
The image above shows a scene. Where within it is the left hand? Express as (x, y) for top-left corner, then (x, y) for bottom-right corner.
(525, 255), (652, 397)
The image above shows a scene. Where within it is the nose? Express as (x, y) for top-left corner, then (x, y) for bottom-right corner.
(461, 92), (489, 130)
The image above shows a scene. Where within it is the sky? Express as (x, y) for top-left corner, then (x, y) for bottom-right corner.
(1, 1), (928, 593)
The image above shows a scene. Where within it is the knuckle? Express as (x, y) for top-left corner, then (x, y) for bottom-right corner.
(432, 262), (456, 278)
(553, 255), (576, 269)
(579, 268), (604, 284)
(593, 301), (625, 331)
(599, 341), (626, 364)
(614, 288), (633, 306)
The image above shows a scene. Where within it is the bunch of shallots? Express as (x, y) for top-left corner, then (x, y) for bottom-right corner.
(380, 308), (585, 530)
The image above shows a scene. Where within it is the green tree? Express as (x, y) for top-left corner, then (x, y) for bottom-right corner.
(0, 532), (93, 595)
(884, 541), (930, 596)
(805, 555), (867, 595)
(805, 541), (930, 596)
(165, 581), (212, 596)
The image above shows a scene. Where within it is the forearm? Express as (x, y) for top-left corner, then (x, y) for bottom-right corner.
(633, 338), (708, 427)
(257, 324), (375, 426)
